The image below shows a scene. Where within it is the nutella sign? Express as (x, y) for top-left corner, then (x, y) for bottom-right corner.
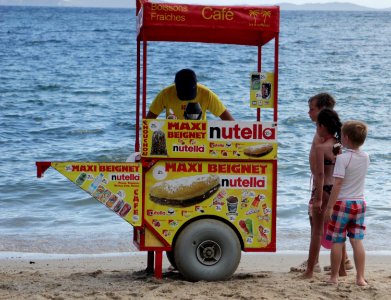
(142, 119), (277, 160)
(208, 121), (276, 142)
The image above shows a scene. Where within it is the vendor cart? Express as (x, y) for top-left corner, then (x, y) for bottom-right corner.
(36, 0), (280, 281)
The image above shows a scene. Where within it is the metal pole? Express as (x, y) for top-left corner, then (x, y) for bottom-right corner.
(257, 45), (262, 122)
(135, 39), (141, 152)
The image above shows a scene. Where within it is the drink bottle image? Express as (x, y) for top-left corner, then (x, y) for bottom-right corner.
(251, 195), (260, 208)
(245, 218), (253, 237)
(75, 172), (87, 186)
(88, 173), (104, 193)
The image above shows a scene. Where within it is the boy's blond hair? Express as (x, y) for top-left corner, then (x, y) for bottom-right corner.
(342, 120), (368, 148)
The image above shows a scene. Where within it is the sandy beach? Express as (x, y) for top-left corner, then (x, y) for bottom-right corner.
(1, 251), (390, 299)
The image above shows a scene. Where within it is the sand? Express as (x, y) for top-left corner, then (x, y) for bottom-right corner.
(1, 251), (390, 300)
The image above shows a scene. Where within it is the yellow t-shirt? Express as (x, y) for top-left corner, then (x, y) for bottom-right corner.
(149, 84), (226, 120)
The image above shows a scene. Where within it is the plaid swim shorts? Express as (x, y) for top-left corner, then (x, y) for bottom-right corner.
(326, 200), (366, 243)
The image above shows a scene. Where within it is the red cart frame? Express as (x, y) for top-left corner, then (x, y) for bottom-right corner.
(133, 0), (280, 279)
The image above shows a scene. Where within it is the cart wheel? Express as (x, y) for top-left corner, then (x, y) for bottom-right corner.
(174, 219), (241, 281)
(166, 250), (177, 270)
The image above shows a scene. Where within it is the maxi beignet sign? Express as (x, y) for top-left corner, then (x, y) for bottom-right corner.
(144, 159), (276, 249)
(142, 120), (277, 160)
(50, 162), (142, 227)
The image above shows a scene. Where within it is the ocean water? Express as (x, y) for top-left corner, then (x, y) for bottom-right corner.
(1, 6), (390, 254)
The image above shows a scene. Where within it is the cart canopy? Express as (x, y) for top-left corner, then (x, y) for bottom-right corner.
(137, 0), (280, 46)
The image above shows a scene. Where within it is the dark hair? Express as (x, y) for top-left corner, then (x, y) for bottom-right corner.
(308, 93), (336, 110)
(342, 120), (368, 148)
(317, 108), (342, 155)
(175, 69), (197, 101)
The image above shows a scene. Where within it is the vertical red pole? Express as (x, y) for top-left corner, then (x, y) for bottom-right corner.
(272, 160), (278, 251)
(274, 34), (279, 123)
(135, 39), (141, 152)
(142, 38), (147, 118)
(273, 33), (279, 251)
(154, 251), (163, 279)
(136, 0), (141, 14)
(257, 45), (262, 122)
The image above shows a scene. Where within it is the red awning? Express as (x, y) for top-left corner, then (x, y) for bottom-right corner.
(137, 1), (280, 46)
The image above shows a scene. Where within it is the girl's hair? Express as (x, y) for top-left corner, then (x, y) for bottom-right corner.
(342, 120), (368, 148)
(317, 108), (342, 155)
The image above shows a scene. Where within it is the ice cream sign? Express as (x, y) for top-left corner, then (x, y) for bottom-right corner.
(142, 119), (277, 160)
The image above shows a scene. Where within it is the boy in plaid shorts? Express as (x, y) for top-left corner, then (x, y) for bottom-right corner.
(325, 121), (370, 286)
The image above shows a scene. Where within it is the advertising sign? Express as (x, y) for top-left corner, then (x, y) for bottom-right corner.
(144, 160), (276, 249)
(137, 2), (280, 46)
(250, 72), (275, 108)
(142, 120), (277, 160)
(51, 162), (142, 226)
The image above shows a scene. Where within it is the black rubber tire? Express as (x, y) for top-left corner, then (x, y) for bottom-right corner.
(166, 250), (177, 270)
(174, 219), (241, 281)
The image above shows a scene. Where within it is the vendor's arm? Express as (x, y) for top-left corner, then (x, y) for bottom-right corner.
(219, 109), (234, 121)
(202, 85), (234, 120)
(146, 87), (170, 119)
(146, 110), (158, 119)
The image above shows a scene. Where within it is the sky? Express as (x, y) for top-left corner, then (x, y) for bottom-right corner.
(0, 0), (389, 9)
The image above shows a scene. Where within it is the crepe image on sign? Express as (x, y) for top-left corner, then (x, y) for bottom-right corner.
(150, 130), (168, 156)
(243, 144), (273, 157)
(149, 174), (220, 207)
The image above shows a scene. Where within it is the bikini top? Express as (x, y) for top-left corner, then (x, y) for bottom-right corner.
(324, 159), (335, 166)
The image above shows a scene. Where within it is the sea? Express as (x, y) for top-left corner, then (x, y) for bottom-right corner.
(1, 6), (390, 256)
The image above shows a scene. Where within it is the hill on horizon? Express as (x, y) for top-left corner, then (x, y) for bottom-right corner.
(278, 2), (386, 11)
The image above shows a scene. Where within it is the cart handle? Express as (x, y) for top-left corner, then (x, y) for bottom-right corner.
(36, 162), (52, 178)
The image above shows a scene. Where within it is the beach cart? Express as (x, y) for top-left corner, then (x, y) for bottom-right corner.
(36, 0), (280, 281)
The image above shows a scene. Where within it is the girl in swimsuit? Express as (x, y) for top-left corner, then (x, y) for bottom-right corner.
(302, 108), (342, 279)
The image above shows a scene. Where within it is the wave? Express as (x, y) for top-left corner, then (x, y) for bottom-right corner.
(69, 129), (105, 135)
(36, 84), (63, 91)
(71, 90), (111, 95)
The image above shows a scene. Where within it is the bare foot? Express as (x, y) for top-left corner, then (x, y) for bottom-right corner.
(327, 277), (338, 285)
(339, 270), (347, 277)
(300, 271), (313, 279)
(356, 278), (368, 286)
(325, 270), (347, 277)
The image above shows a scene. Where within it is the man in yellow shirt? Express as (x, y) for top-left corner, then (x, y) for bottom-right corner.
(146, 69), (234, 120)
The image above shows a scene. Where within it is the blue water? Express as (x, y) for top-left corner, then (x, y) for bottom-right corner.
(1, 6), (390, 253)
